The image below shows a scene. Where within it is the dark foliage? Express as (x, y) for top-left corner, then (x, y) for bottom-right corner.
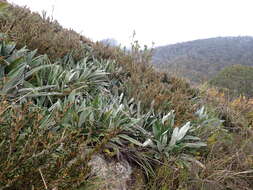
(209, 65), (253, 97)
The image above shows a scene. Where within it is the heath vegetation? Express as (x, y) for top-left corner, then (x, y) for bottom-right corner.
(0, 2), (252, 190)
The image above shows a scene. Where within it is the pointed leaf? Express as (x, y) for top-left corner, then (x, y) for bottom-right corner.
(177, 122), (191, 141)
(169, 127), (179, 147)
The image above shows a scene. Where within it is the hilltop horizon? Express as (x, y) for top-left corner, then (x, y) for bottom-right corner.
(153, 35), (253, 47)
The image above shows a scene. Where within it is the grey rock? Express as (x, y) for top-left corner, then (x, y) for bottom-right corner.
(88, 154), (132, 190)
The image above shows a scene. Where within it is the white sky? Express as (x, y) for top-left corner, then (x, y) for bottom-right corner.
(10, 0), (253, 47)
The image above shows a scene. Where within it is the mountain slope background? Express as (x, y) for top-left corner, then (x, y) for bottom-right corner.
(152, 36), (253, 83)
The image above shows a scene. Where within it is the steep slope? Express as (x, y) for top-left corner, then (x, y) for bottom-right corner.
(152, 37), (253, 83)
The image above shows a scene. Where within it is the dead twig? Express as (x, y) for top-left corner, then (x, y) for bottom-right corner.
(39, 168), (48, 190)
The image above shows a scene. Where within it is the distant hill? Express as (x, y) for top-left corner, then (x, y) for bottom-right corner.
(152, 36), (253, 83)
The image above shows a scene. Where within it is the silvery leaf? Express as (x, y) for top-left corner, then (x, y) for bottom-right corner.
(183, 135), (201, 141)
(142, 138), (153, 147)
(177, 122), (191, 141)
(169, 127), (179, 147)
(162, 110), (174, 125)
(184, 142), (207, 148)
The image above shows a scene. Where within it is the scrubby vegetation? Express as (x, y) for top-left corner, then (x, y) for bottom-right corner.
(0, 2), (252, 190)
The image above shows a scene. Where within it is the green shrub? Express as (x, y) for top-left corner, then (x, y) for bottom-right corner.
(0, 36), (210, 189)
(209, 64), (253, 98)
(0, 101), (93, 190)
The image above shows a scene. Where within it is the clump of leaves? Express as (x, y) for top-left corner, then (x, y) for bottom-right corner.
(0, 34), (114, 107)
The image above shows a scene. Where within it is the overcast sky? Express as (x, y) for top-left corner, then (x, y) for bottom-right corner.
(10, 0), (253, 47)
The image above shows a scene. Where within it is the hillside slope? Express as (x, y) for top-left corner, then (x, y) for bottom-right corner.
(0, 2), (252, 190)
(152, 37), (253, 83)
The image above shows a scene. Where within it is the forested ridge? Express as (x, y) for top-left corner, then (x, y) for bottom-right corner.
(153, 36), (253, 83)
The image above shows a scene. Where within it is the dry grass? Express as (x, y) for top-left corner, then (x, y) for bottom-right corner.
(202, 86), (253, 129)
